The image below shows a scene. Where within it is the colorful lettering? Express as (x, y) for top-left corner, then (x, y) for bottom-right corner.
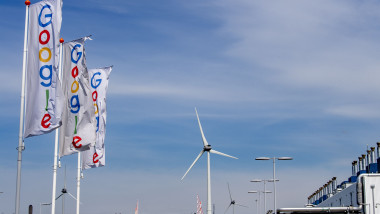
(41, 113), (51, 128)
(71, 44), (82, 64)
(38, 5), (52, 27)
(71, 66), (79, 78)
(96, 116), (99, 132)
(94, 103), (98, 114)
(39, 30), (50, 45)
(39, 65), (52, 87)
(72, 136), (82, 148)
(38, 4), (54, 129)
(70, 95), (80, 114)
(93, 152), (99, 163)
(92, 91), (98, 102)
(71, 80), (79, 93)
(91, 72), (102, 134)
(91, 72), (102, 89)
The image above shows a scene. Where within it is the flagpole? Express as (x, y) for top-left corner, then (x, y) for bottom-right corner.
(51, 38), (64, 214)
(16, 1), (30, 214)
(76, 153), (81, 214)
(51, 130), (59, 214)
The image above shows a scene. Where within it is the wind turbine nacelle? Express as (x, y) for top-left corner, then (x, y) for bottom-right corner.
(204, 145), (212, 151)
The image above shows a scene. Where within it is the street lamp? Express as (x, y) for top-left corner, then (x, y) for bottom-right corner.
(248, 190), (272, 214)
(255, 199), (258, 214)
(248, 191), (260, 214)
(255, 156), (293, 213)
(255, 199), (259, 214)
(250, 180), (273, 213)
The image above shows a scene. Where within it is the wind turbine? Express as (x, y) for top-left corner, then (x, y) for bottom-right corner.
(181, 108), (238, 214)
(56, 165), (78, 214)
(42, 166), (78, 214)
(224, 183), (248, 214)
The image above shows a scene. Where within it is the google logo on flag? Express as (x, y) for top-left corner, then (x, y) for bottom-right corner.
(70, 44), (83, 149)
(38, 4), (54, 129)
(90, 72), (102, 163)
(91, 72), (101, 132)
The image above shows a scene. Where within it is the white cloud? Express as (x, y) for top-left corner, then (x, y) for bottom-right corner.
(197, 0), (380, 119)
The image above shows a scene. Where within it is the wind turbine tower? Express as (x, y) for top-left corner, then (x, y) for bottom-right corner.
(182, 108), (238, 214)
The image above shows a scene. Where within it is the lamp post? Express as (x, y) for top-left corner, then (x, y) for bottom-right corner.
(255, 199), (258, 214)
(250, 180), (273, 213)
(256, 156), (293, 213)
(248, 191), (260, 214)
(248, 190), (272, 214)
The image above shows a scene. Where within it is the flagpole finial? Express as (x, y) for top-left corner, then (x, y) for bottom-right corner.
(60, 38), (64, 43)
(25, 0), (31, 5)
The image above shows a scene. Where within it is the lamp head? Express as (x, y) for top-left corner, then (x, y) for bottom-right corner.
(278, 157), (293, 160)
(255, 157), (270, 160)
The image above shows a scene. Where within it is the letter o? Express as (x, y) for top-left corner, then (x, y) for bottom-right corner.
(71, 66), (79, 78)
(94, 103), (98, 114)
(71, 81), (79, 93)
(92, 91), (98, 102)
(39, 47), (52, 63)
(39, 30), (50, 45)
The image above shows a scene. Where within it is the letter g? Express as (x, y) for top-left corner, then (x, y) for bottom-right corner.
(38, 5), (53, 27)
(71, 44), (82, 64)
(91, 72), (102, 89)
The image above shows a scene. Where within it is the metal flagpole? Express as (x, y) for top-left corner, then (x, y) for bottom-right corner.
(76, 153), (81, 214)
(51, 38), (64, 214)
(51, 130), (59, 214)
(16, 1), (30, 214)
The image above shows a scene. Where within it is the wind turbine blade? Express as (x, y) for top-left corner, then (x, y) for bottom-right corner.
(227, 182), (232, 202)
(210, 149), (238, 159)
(195, 108), (208, 146)
(224, 203), (232, 214)
(67, 192), (78, 201)
(181, 150), (205, 180)
(55, 193), (64, 200)
(236, 204), (248, 208)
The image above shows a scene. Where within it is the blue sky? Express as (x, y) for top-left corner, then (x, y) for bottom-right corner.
(2, 0), (380, 214)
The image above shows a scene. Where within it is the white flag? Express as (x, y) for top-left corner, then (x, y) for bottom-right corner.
(82, 66), (112, 169)
(24, 0), (63, 138)
(59, 37), (96, 157)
